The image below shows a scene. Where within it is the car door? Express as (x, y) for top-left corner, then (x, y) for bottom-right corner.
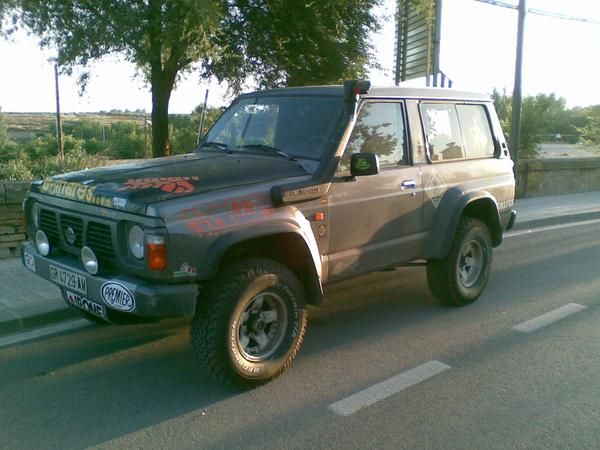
(325, 100), (425, 280)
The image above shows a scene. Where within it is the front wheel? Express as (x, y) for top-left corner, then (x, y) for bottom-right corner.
(191, 258), (307, 389)
(427, 217), (492, 306)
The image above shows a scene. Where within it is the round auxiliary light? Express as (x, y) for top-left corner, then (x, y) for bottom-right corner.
(32, 203), (40, 228)
(81, 246), (99, 275)
(35, 230), (50, 256)
(128, 225), (145, 260)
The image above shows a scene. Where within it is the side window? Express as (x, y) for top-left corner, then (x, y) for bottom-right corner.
(340, 102), (406, 172)
(456, 104), (495, 158)
(421, 103), (464, 161)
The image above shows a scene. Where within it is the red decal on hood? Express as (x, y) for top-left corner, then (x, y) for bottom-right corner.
(119, 177), (200, 194)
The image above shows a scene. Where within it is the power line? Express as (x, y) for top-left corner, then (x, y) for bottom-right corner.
(528, 7), (600, 25)
(474, 0), (600, 25)
(474, 0), (517, 10)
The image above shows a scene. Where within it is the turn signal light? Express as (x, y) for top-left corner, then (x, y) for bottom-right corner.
(146, 235), (167, 271)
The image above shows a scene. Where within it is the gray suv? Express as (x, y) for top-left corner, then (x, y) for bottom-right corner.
(21, 81), (516, 388)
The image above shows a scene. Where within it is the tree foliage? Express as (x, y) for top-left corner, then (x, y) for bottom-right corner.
(0, 108), (19, 164)
(9, 0), (382, 158)
(15, 0), (222, 159)
(493, 90), (575, 159)
(208, 0), (381, 89)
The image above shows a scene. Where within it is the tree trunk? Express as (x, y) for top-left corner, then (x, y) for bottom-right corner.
(150, 67), (177, 158)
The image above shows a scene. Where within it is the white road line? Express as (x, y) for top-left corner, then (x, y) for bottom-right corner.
(513, 303), (587, 333)
(0, 319), (90, 348)
(506, 218), (600, 238)
(328, 360), (451, 416)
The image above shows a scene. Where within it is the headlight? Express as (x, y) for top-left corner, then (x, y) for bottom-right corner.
(81, 246), (99, 275)
(32, 203), (40, 228)
(35, 230), (50, 256)
(128, 225), (145, 259)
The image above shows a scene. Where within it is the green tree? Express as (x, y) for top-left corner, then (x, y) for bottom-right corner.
(0, 108), (8, 148)
(492, 90), (572, 159)
(0, 108), (20, 164)
(10, 0), (381, 158)
(209, 0), (381, 89)
(577, 106), (600, 146)
(14, 0), (222, 158)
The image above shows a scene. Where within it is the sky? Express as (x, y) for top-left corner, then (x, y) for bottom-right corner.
(0, 0), (599, 114)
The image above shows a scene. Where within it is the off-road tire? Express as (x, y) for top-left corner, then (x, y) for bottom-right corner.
(427, 217), (492, 306)
(190, 258), (308, 389)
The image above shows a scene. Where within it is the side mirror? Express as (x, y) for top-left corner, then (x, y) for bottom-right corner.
(350, 153), (380, 177)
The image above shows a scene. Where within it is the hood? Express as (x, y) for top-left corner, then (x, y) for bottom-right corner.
(31, 152), (308, 214)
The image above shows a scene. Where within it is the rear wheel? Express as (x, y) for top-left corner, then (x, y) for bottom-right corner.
(427, 217), (492, 306)
(191, 258), (307, 389)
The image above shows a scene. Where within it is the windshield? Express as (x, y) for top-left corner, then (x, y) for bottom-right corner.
(201, 95), (345, 161)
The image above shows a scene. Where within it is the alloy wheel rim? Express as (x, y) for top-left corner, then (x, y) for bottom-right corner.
(237, 291), (288, 362)
(457, 239), (483, 288)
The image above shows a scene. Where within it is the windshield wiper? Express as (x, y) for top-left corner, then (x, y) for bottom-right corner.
(197, 141), (231, 153)
(240, 144), (295, 160)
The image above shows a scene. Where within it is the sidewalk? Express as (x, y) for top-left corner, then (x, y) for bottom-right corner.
(2, 190), (600, 336)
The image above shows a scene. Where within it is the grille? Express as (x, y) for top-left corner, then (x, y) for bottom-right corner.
(38, 208), (115, 261)
(60, 215), (84, 247)
(40, 209), (60, 242)
(86, 222), (115, 260)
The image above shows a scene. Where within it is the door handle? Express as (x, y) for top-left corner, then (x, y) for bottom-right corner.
(401, 180), (417, 189)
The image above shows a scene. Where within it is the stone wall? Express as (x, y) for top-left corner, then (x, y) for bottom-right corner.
(517, 157), (600, 198)
(0, 181), (29, 258)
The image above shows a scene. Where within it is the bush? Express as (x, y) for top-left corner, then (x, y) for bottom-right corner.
(0, 158), (34, 181)
(0, 141), (21, 164)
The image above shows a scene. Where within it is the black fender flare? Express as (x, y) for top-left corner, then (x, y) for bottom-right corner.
(199, 219), (324, 303)
(425, 188), (502, 260)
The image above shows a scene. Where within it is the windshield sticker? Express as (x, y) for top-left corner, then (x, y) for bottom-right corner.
(40, 180), (114, 208)
(119, 177), (200, 194)
(174, 263), (197, 278)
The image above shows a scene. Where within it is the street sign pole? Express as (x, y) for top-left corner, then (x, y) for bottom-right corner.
(54, 64), (64, 160)
(510, 0), (527, 169)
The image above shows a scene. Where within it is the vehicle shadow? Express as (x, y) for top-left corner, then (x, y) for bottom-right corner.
(0, 265), (453, 449)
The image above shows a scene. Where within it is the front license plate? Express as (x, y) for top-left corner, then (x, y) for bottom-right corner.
(24, 251), (36, 272)
(65, 291), (105, 320)
(49, 264), (87, 295)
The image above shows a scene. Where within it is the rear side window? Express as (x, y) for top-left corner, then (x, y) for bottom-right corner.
(421, 103), (495, 162)
(421, 103), (464, 161)
(456, 104), (494, 158)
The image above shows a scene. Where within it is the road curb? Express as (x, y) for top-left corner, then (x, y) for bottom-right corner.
(0, 307), (79, 338)
(511, 210), (600, 231)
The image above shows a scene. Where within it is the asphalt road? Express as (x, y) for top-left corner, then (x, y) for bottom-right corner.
(2, 221), (600, 449)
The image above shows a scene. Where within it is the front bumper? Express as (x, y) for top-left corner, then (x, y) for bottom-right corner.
(21, 242), (198, 321)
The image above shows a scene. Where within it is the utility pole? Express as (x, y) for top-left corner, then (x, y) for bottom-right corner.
(510, 0), (527, 167)
(144, 117), (151, 159)
(432, 0), (443, 87)
(54, 64), (64, 160)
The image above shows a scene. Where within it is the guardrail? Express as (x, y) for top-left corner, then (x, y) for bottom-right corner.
(517, 157), (600, 198)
